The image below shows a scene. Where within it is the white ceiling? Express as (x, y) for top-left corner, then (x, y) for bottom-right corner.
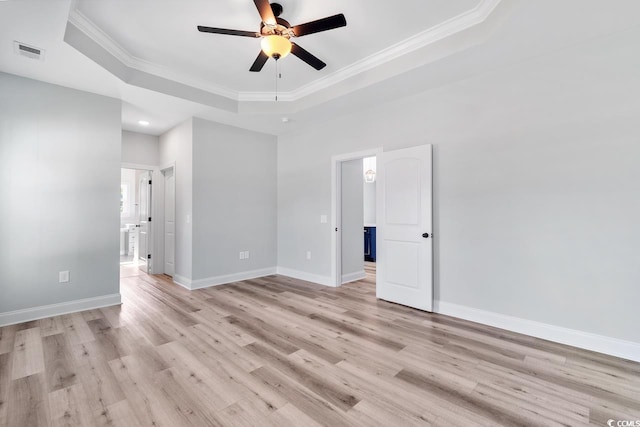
(1, 1), (640, 137)
(73, 0), (481, 93)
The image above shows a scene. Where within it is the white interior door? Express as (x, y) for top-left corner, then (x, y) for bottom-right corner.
(377, 145), (433, 311)
(138, 171), (151, 273)
(163, 168), (175, 277)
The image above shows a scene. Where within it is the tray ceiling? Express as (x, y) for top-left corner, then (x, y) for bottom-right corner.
(71, 0), (483, 95)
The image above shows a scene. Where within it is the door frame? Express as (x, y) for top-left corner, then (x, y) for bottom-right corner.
(137, 170), (153, 273)
(160, 163), (176, 277)
(331, 148), (383, 288)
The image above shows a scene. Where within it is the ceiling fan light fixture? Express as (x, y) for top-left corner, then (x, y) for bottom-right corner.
(261, 35), (291, 59)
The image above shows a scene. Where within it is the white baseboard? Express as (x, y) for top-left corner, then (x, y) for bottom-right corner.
(0, 293), (122, 327)
(435, 301), (640, 363)
(276, 267), (335, 287)
(174, 267), (277, 291)
(172, 274), (192, 290)
(342, 270), (366, 284)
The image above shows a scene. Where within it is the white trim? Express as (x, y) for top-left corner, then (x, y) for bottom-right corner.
(68, 9), (238, 100)
(331, 148), (383, 287)
(0, 294), (121, 327)
(172, 274), (192, 289)
(282, 0), (502, 102)
(238, 92), (295, 102)
(276, 267), (334, 288)
(435, 301), (640, 363)
(121, 162), (158, 170)
(174, 268), (277, 290)
(342, 270), (366, 285)
(159, 163), (176, 277)
(68, 0), (500, 103)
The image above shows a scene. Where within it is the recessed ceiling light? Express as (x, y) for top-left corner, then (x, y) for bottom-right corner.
(281, 117), (289, 123)
(138, 120), (150, 126)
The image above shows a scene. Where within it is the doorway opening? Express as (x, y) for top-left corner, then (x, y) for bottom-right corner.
(363, 156), (378, 286)
(340, 156), (378, 288)
(120, 167), (153, 274)
(331, 148), (382, 289)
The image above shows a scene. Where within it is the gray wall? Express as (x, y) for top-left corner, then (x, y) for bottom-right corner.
(0, 72), (121, 313)
(122, 130), (159, 166)
(192, 118), (277, 280)
(159, 119), (193, 281)
(277, 27), (640, 343)
(341, 159), (364, 280)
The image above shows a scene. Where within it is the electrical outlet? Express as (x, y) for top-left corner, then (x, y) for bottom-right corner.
(239, 251), (245, 260)
(244, 251), (249, 259)
(59, 271), (69, 283)
(306, 251), (311, 260)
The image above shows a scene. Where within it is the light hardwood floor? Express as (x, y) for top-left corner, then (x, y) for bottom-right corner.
(1, 265), (639, 426)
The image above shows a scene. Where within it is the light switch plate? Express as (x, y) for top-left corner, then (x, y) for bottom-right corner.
(320, 215), (327, 224)
(59, 271), (69, 283)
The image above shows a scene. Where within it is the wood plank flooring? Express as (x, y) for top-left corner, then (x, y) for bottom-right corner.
(1, 264), (639, 426)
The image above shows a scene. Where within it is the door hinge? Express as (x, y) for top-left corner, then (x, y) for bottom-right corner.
(149, 180), (152, 185)
(148, 217), (152, 222)
(147, 254), (151, 259)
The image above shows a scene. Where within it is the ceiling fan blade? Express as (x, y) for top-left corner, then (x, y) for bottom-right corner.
(249, 51), (269, 72)
(291, 43), (326, 70)
(291, 14), (346, 37)
(253, 0), (276, 25)
(197, 26), (259, 37)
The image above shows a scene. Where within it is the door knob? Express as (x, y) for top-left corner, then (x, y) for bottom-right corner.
(422, 233), (430, 238)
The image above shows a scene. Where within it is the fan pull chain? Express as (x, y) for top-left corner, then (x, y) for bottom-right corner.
(275, 59), (280, 102)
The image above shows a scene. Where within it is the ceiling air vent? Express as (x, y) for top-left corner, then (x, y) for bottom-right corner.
(14, 41), (45, 61)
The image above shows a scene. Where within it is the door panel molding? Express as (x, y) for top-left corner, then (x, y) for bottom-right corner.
(377, 144), (433, 312)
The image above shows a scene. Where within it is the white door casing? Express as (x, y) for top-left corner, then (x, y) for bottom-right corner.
(376, 145), (433, 311)
(163, 168), (175, 277)
(138, 171), (152, 274)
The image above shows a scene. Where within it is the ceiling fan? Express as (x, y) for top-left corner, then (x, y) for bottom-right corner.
(197, 0), (346, 72)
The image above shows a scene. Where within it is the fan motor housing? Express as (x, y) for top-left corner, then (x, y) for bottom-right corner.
(260, 18), (292, 38)
(271, 3), (283, 17)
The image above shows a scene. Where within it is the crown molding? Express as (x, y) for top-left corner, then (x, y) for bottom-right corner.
(68, 0), (500, 104)
(284, 0), (501, 102)
(67, 9), (239, 100)
(238, 91), (296, 102)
